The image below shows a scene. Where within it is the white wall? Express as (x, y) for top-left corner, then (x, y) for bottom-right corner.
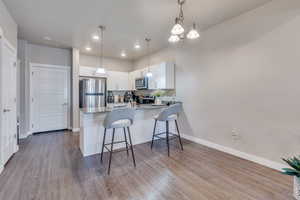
(17, 40), (29, 137)
(0, 0), (17, 48)
(80, 54), (133, 72)
(28, 44), (72, 66)
(72, 49), (80, 132)
(134, 0), (300, 164)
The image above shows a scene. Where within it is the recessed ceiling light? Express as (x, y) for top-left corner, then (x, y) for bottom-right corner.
(43, 36), (52, 41)
(121, 51), (127, 57)
(92, 35), (100, 41)
(86, 47), (92, 51)
(134, 43), (141, 49)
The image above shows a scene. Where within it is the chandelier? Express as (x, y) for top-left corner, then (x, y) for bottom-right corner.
(168, 0), (200, 43)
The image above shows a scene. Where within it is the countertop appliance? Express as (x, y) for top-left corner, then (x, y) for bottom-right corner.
(107, 91), (114, 104)
(135, 77), (148, 90)
(124, 91), (133, 103)
(79, 77), (106, 108)
(138, 96), (155, 104)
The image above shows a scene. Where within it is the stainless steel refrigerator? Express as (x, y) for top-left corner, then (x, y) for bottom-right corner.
(79, 77), (106, 108)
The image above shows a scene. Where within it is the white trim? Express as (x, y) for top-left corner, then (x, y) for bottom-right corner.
(30, 63), (71, 70)
(14, 145), (19, 153)
(3, 38), (16, 55)
(29, 63), (71, 133)
(72, 128), (80, 132)
(181, 134), (287, 171)
(0, 27), (16, 55)
(0, 165), (3, 175)
(19, 131), (32, 139)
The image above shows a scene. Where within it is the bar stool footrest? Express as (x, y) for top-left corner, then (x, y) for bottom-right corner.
(103, 140), (131, 154)
(153, 132), (179, 140)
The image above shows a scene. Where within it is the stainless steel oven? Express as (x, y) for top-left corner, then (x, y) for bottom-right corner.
(135, 77), (148, 90)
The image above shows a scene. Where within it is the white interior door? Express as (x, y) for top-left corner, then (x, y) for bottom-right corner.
(1, 38), (17, 165)
(31, 65), (69, 133)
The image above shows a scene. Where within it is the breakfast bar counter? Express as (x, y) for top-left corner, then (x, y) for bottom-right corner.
(80, 105), (177, 157)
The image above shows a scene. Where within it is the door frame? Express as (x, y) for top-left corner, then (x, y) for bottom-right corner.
(0, 26), (18, 174)
(29, 63), (71, 134)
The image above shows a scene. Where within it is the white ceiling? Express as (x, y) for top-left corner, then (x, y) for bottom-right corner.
(4, 0), (271, 60)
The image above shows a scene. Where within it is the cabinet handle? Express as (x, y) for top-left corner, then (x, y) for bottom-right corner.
(3, 109), (11, 113)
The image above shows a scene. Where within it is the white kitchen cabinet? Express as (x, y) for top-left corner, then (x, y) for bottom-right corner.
(102, 61), (175, 91)
(148, 62), (175, 90)
(79, 66), (107, 78)
(107, 71), (130, 91)
(128, 70), (140, 90)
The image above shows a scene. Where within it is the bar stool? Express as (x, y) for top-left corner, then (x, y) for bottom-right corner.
(100, 108), (136, 175)
(151, 104), (184, 156)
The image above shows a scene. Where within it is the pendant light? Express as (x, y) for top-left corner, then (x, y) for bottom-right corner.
(168, 0), (200, 43)
(171, 18), (184, 35)
(187, 23), (200, 39)
(96, 25), (106, 74)
(145, 38), (152, 77)
(168, 34), (180, 43)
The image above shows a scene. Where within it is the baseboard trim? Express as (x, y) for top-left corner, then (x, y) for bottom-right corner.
(181, 134), (286, 171)
(19, 131), (32, 139)
(72, 128), (80, 132)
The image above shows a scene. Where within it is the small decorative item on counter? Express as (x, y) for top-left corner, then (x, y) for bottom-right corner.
(282, 156), (300, 199)
(152, 90), (165, 105)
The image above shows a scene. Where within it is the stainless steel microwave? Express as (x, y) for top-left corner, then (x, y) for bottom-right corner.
(135, 77), (148, 90)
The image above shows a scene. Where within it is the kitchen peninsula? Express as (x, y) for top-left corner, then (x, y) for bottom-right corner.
(80, 104), (177, 157)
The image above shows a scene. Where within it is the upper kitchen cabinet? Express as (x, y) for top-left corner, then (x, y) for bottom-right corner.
(107, 71), (130, 91)
(80, 66), (107, 77)
(129, 70), (141, 90)
(148, 62), (175, 90)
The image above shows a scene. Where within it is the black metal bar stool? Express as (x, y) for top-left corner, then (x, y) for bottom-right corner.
(151, 104), (184, 156)
(100, 108), (136, 174)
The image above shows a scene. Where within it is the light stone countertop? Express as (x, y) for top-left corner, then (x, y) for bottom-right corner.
(80, 104), (168, 114)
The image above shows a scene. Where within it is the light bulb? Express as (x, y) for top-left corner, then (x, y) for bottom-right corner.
(168, 35), (180, 43)
(171, 23), (185, 35)
(187, 23), (200, 39)
(92, 35), (100, 41)
(85, 47), (91, 51)
(134, 43), (141, 49)
(121, 51), (127, 57)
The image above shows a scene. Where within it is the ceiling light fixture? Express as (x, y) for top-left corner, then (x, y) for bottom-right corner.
(169, 0), (200, 43)
(134, 43), (141, 49)
(121, 51), (127, 58)
(187, 23), (200, 39)
(92, 35), (100, 41)
(168, 35), (180, 43)
(85, 46), (92, 51)
(145, 38), (153, 78)
(171, 18), (184, 35)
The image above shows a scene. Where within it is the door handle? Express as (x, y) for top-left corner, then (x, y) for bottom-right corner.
(3, 109), (11, 113)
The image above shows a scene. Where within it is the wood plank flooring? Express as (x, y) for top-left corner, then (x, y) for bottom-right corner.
(0, 131), (294, 200)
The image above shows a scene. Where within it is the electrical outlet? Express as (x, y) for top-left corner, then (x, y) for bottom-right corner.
(231, 129), (240, 141)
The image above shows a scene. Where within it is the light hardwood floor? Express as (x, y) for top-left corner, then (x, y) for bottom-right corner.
(0, 131), (293, 200)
